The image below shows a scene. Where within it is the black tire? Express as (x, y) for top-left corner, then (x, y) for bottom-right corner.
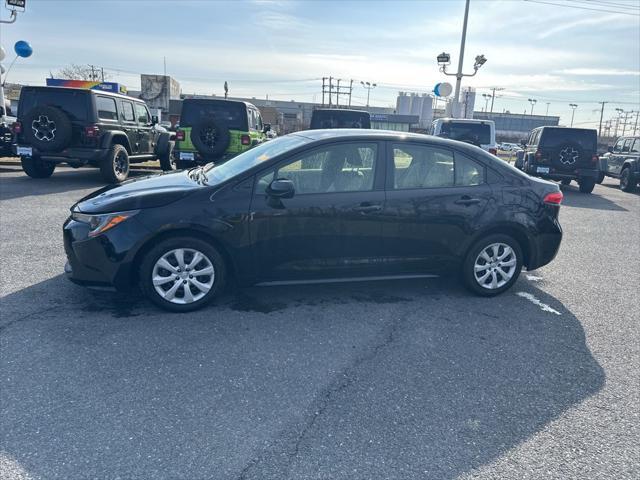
(462, 233), (523, 297)
(596, 172), (605, 184)
(100, 144), (130, 183)
(175, 159), (193, 170)
(157, 135), (175, 171)
(190, 117), (231, 158)
(560, 179), (571, 185)
(22, 106), (73, 152)
(21, 156), (56, 178)
(620, 167), (637, 193)
(578, 177), (595, 194)
(139, 236), (226, 312)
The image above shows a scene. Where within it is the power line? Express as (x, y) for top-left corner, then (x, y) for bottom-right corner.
(580, 0), (640, 9)
(523, 0), (640, 15)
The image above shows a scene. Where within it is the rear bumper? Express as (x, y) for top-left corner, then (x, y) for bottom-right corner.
(15, 145), (107, 164)
(526, 163), (599, 180)
(528, 217), (563, 270)
(174, 147), (236, 165)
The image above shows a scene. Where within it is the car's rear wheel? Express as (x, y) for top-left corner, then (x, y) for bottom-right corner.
(462, 234), (523, 296)
(139, 236), (226, 312)
(596, 172), (605, 184)
(21, 156), (56, 178)
(101, 144), (130, 183)
(578, 177), (595, 194)
(156, 134), (175, 171)
(620, 167), (637, 193)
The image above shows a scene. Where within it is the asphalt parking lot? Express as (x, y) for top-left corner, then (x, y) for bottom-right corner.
(1, 163), (638, 480)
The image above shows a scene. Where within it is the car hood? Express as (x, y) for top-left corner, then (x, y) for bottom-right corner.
(74, 170), (202, 214)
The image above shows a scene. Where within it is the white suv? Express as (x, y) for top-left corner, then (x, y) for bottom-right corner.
(430, 118), (498, 155)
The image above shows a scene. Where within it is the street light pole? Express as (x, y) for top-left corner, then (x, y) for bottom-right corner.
(360, 81), (376, 107)
(545, 102), (550, 116)
(528, 98), (537, 116)
(569, 103), (578, 127)
(452, 0), (471, 118)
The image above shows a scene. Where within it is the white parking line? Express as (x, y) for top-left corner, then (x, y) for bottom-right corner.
(526, 274), (544, 282)
(516, 292), (561, 315)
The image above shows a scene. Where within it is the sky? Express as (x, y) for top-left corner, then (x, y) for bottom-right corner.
(1, 0), (639, 130)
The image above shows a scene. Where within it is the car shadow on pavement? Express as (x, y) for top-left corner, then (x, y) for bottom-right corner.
(0, 274), (605, 480)
(0, 166), (158, 202)
(560, 184), (628, 211)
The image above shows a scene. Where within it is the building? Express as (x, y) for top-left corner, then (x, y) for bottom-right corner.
(473, 112), (560, 142)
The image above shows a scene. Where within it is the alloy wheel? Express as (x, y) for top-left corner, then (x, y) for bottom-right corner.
(32, 115), (57, 142)
(152, 248), (215, 304)
(114, 150), (128, 176)
(473, 243), (517, 290)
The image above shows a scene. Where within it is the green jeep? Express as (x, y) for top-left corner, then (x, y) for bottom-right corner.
(174, 98), (268, 168)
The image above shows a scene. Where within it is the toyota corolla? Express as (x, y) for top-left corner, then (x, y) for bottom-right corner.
(64, 130), (563, 312)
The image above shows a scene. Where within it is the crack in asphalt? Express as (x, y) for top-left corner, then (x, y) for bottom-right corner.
(0, 305), (65, 335)
(236, 303), (421, 480)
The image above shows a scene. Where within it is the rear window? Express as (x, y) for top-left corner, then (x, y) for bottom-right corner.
(310, 110), (371, 129)
(96, 96), (118, 121)
(440, 122), (491, 145)
(19, 89), (89, 121)
(180, 101), (248, 130)
(540, 128), (597, 151)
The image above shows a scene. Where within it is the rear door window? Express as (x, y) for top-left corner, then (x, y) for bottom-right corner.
(96, 96), (118, 121)
(19, 89), (89, 121)
(121, 101), (135, 123)
(622, 138), (633, 153)
(631, 139), (640, 153)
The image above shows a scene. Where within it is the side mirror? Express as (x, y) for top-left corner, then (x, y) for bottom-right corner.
(266, 178), (295, 199)
(263, 123), (271, 133)
(607, 146), (613, 153)
(151, 115), (159, 125)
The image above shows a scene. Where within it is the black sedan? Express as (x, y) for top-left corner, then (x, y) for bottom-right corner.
(64, 130), (563, 312)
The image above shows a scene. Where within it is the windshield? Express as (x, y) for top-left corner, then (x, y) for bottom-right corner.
(440, 122), (491, 145)
(180, 101), (248, 130)
(204, 135), (309, 184)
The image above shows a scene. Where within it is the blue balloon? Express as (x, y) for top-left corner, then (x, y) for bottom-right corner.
(14, 40), (33, 58)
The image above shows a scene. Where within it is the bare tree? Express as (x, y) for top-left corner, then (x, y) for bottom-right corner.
(54, 64), (109, 81)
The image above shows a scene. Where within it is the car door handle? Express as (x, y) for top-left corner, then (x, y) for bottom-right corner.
(354, 204), (382, 213)
(454, 196), (481, 206)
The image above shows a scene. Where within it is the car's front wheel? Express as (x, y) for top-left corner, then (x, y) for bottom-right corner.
(139, 236), (226, 312)
(21, 156), (56, 178)
(462, 234), (523, 296)
(620, 167), (637, 193)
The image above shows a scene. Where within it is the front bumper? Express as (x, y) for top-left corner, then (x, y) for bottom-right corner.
(63, 214), (151, 290)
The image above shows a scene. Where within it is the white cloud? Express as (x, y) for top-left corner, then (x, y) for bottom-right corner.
(558, 68), (640, 76)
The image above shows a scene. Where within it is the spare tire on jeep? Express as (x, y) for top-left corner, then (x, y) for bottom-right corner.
(190, 117), (231, 159)
(22, 106), (73, 152)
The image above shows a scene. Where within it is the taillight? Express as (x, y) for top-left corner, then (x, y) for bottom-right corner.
(543, 191), (563, 205)
(176, 130), (185, 141)
(489, 148), (497, 156)
(591, 154), (598, 165)
(241, 134), (251, 146)
(12, 121), (22, 134)
(84, 125), (100, 138)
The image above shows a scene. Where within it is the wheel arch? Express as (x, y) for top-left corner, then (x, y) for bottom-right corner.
(128, 227), (237, 286)
(101, 131), (132, 154)
(466, 223), (533, 269)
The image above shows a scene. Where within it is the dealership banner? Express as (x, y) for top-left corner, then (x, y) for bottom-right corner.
(46, 79), (127, 95)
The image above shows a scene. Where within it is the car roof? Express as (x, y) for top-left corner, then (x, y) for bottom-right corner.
(538, 126), (597, 133)
(436, 117), (495, 125)
(312, 108), (369, 114)
(22, 86), (143, 103)
(291, 128), (473, 148)
(182, 97), (255, 108)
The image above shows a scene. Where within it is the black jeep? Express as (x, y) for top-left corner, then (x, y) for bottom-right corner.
(13, 86), (174, 183)
(600, 136), (639, 193)
(517, 126), (599, 193)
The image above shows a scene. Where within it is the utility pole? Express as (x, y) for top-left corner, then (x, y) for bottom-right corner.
(633, 111), (639, 136)
(569, 103), (578, 127)
(545, 102), (550, 116)
(614, 108), (623, 137)
(328, 76), (333, 107)
(489, 87), (504, 113)
(321, 77), (326, 105)
(621, 110), (633, 136)
(348, 79), (353, 107)
(597, 101), (607, 139)
(336, 78), (341, 107)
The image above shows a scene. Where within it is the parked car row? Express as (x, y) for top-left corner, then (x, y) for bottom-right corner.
(598, 135), (639, 192)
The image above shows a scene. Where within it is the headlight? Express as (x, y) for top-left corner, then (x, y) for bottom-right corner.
(71, 210), (139, 237)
